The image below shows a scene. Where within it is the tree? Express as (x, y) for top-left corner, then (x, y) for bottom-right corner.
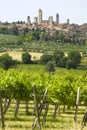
(52, 50), (67, 68)
(0, 27), (8, 34)
(57, 57), (67, 68)
(40, 32), (51, 41)
(0, 54), (13, 70)
(66, 51), (81, 69)
(23, 28), (29, 36)
(40, 54), (52, 64)
(24, 32), (34, 42)
(33, 32), (40, 41)
(17, 33), (24, 45)
(22, 52), (31, 64)
(57, 32), (65, 42)
(45, 61), (55, 73)
(66, 60), (75, 69)
(11, 26), (19, 36)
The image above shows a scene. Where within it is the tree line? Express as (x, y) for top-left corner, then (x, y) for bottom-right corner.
(0, 26), (86, 45)
(0, 50), (81, 71)
(23, 29), (85, 45)
(40, 50), (81, 72)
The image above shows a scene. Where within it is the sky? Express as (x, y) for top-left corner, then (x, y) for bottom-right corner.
(0, 0), (87, 25)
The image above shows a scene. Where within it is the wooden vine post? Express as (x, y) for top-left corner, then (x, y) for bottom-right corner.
(32, 85), (41, 130)
(74, 87), (80, 124)
(81, 109), (87, 130)
(53, 104), (59, 120)
(14, 101), (20, 117)
(42, 101), (49, 125)
(0, 90), (5, 129)
(32, 86), (48, 129)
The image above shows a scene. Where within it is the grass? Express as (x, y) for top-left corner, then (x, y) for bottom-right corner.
(16, 64), (45, 72)
(0, 34), (18, 43)
(1, 100), (87, 130)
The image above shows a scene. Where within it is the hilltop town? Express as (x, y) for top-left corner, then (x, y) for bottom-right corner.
(0, 9), (87, 40)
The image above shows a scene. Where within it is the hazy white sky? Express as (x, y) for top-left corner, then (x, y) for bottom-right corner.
(0, 0), (87, 25)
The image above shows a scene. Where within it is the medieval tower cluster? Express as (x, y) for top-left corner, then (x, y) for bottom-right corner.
(27, 9), (63, 28)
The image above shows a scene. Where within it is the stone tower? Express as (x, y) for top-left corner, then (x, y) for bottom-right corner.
(38, 9), (42, 24)
(34, 17), (38, 28)
(49, 16), (53, 26)
(27, 16), (31, 26)
(67, 19), (70, 24)
(56, 13), (59, 24)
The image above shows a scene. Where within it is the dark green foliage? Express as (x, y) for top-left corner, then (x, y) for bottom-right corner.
(0, 27), (8, 34)
(0, 26), (19, 36)
(52, 50), (67, 68)
(66, 51), (81, 69)
(0, 54), (13, 70)
(53, 50), (64, 60)
(40, 32), (51, 41)
(45, 61), (55, 73)
(11, 26), (19, 36)
(33, 32), (40, 41)
(56, 57), (67, 68)
(12, 59), (21, 66)
(40, 54), (52, 64)
(66, 60), (75, 69)
(24, 30), (40, 42)
(57, 32), (65, 42)
(17, 34), (24, 45)
(23, 28), (29, 36)
(22, 52), (31, 64)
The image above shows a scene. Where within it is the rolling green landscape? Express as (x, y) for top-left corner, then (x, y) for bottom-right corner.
(0, 31), (87, 130)
(0, 0), (87, 129)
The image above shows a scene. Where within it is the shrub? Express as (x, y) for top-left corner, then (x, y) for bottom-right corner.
(0, 53), (13, 70)
(45, 61), (55, 73)
(22, 52), (32, 64)
(52, 50), (67, 68)
(40, 54), (52, 64)
(66, 51), (81, 69)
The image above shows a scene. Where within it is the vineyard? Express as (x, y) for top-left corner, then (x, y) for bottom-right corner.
(0, 67), (87, 130)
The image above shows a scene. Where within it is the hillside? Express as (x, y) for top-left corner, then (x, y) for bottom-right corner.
(0, 34), (18, 43)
